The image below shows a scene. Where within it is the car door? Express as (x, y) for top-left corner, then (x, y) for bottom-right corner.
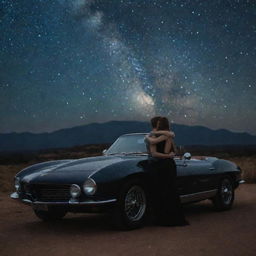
(175, 158), (215, 195)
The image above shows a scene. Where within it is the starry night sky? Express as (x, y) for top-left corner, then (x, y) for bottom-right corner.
(1, 0), (256, 134)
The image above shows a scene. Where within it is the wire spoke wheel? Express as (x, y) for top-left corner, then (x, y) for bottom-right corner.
(124, 185), (146, 222)
(221, 179), (233, 205)
(212, 176), (234, 211)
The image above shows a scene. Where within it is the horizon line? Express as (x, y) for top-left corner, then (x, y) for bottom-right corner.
(0, 120), (255, 137)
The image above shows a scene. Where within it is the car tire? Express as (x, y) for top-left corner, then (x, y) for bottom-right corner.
(212, 176), (234, 211)
(111, 179), (147, 230)
(34, 206), (67, 221)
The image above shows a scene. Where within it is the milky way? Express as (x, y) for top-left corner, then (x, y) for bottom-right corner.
(0, 0), (256, 134)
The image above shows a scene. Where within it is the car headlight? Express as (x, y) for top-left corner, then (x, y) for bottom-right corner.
(14, 177), (20, 192)
(70, 184), (81, 198)
(83, 178), (97, 196)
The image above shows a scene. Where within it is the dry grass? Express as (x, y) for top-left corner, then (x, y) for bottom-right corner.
(227, 156), (256, 183)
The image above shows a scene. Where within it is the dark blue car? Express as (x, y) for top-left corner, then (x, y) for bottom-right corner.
(11, 133), (244, 229)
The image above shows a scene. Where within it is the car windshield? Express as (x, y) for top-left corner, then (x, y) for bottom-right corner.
(106, 134), (148, 155)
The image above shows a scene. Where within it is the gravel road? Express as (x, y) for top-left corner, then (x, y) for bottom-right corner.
(1, 184), (256, 256)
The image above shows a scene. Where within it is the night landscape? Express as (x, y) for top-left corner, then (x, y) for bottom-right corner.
(1, 1), (256, 256)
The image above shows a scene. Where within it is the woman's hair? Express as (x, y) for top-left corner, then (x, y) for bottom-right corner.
(150, 116), (161, 129)
(157, 117), (170, 131)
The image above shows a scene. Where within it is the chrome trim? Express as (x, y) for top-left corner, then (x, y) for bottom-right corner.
(180, 189), (217, 204)
(10, 192), (117, 206)
(122, 133), (148, 136)
(33, 199), (117, 205)
(75, 199), (117, 205)
(70, 184), (81, 198)
(10, 192), (19, 199)
(239, 180), (245, 184)
(83, 178), (97, 195)
(183, 152), (191, 160)
(22, 199), (33, 205)
(69, 198), (79, 204)
(14, 177), (21, 191)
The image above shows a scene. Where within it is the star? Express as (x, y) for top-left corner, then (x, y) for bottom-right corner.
(0, 0), (255, 135)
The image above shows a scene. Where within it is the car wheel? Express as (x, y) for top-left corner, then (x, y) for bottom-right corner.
(212, 177), (234, 211)
(34, 206), (67, 221)
(112, 179), (147, 230)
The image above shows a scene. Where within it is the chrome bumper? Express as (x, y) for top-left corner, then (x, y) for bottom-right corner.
(10, 192), (117, 206)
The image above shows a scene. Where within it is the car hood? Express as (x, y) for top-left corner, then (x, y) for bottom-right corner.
(21, 156), (125, 185)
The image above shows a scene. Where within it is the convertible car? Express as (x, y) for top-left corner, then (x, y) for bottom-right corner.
(11, 133), (244, 229)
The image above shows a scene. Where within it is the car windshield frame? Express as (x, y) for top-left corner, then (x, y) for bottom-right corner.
(105, 134), (149, 156)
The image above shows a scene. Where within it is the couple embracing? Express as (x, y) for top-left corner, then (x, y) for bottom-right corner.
(145, 116), (189, 226)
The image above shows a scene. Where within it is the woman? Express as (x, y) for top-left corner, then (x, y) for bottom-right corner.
(146, 117), (189, 226)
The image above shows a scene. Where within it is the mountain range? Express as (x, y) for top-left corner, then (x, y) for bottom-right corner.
(1, 121), (256, 152)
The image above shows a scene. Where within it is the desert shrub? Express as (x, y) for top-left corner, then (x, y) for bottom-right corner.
(228, 156), (256, 183)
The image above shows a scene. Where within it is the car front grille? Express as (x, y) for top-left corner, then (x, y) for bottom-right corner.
(32, 184), (71, 202)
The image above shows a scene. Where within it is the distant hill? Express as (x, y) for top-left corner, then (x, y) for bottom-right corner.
(1, 121), (256, 152)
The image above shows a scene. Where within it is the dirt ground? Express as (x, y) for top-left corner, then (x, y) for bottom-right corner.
(0, 184), (256, 256)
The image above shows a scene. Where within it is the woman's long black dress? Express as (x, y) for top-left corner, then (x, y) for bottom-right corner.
(150, 140), (189, 226)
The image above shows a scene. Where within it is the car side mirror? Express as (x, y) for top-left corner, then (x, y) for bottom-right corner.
(183, 152), (191, 160)
(102, 149), (107, 155)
